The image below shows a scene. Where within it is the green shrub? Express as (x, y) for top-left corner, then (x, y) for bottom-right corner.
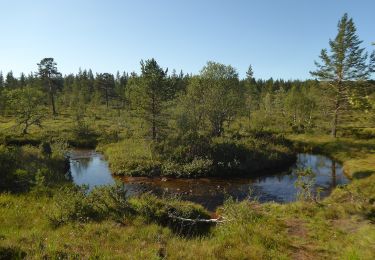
(39, 141), (52, 158)
(48, 185), (211, 236)
(0, 145), (68, 193)
(48, 186), (96, 226)
(70, 120), (99, 147)
(161, 158), (213, 177)
(0, 246), (27, 259)
(102, 131), (295, 177)
(48, 185), (135, 227)
(131, 194), (209, 221)
(130, 194), (212, 235)
(341, 127), (375, 139)
(154, 131), (211, 163)
(101, 138), (161, 175)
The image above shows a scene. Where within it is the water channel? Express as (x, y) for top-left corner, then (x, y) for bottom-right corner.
(68, 150), (349, 211)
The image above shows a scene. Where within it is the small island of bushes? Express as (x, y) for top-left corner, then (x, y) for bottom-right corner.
(101, 130), (296, 177)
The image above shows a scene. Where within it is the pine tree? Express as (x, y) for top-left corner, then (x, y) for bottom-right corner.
(114, 71), (128, 107)
(310, 14), (375, 137)
(95, 73), (115, 108)
(37, 58), (62, 115)
(134, 58), (168, 140)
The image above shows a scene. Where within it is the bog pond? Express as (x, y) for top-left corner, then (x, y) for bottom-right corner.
(68, 150), (349, 211)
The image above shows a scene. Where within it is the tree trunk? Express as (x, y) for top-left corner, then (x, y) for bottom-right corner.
(22, 126), (28, 135)
(49, 82), (57, 116)
(152, 95), (156, 140)
(105, 88), (109, 108)
(51, 92), (57, 116)
(248, 106), (251, 129)
(22, 119), (29, 135)
(212, 119), (223, 137)
(331, 93), (340, 138)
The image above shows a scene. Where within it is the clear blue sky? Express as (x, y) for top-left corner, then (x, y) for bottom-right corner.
(1, 0), (374, 79)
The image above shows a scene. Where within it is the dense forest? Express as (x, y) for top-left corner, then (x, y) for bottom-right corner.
(0, 13), (375, 259)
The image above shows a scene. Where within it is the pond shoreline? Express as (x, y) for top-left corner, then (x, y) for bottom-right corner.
(68, 149), (349, 211)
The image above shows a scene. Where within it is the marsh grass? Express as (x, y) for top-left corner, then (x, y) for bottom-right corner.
(0, 111), (374, 259)
(1, 175), (375, 259)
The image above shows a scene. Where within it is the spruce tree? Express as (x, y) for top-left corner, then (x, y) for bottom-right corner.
(19, 73), (26, 88)
(310, 14), (375, 137)
(5, 71), (17, 88)
(0, 72), (3, 89)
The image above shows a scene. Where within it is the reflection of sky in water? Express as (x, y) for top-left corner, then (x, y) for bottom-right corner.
(69, 150), (115, 189)
(69, 151), (349, 211)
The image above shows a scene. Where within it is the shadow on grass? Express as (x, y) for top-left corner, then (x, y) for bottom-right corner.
(293, 138), (375, 161)
(0, 246), (27, 259)
(352, 170), (375, 180)
(161, 218), (214, 238)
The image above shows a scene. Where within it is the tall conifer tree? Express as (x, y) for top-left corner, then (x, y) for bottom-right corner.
(310, 14), (375, 137)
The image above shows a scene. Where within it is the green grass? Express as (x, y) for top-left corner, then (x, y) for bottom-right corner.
(1, 110), (375, 259)
(1, 181), (375, 259)
(0, 108), (133, 148)
(99, 138), (161, 175)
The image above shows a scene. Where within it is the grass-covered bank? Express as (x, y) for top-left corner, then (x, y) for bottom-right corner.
(0, 134), (374, 259)
(288, 134), (375, 179)
(100, 132), (296, 177)
(1, 178), (374, 259)
(0, 144), (69, 193)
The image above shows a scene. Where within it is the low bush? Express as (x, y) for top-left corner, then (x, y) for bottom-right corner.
(130, 194), (212, 235)
(48, 185), (135, 227)
(341, 127), (375, 139)
(69, 121), (99, 148)
(48, 185), (211, 235)
(0, 145), (69, 193)
(0, 246), (27, 259)
(102, 131), (296, 177)
(161, 158), (214, 177)
(100, 138), (161, 175)
(130, 194), (210, 223)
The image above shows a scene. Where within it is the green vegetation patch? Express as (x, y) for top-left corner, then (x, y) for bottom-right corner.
(0, 143), (68, 193)
(101, 132), (296, 177)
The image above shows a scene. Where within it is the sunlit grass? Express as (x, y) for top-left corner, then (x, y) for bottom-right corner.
(1, 113), (375, 258)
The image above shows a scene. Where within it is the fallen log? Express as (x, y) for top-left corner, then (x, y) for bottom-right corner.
(168, 214), (227, 224)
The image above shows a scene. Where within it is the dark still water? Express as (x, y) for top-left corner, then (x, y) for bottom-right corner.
(69, 150), (349, 211)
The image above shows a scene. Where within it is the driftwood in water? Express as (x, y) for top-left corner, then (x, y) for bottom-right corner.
(168, 214), (227, 224)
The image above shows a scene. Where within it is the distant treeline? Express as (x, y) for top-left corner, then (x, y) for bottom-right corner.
(0, 60), (374, 137)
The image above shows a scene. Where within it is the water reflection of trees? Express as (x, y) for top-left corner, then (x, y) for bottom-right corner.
(70, 158), (92, 177)
(295, 154), (342, 190)
(331, 161), (336, 188)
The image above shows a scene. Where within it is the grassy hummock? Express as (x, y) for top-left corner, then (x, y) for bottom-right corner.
(100, 132), (296, 178)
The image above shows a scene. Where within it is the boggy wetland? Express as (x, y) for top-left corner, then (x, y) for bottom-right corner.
(69, 149), (348, 211)
(1, 7), (375, 259)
